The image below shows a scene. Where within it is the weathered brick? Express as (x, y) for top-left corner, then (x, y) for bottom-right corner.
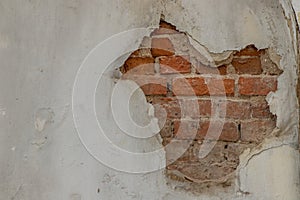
(174, 120), (239, 142)
(172, 77), (235, 96)
(159, 119), (173, 138)
(172, 77), (206, 96)
(219, 100), (252, 119)
(173, 120), (199, 140)
(159, 55), (191, 74)
(151, 38), (175, 57)
(165, 140), (194, 164)
(166, 142), (250, 181)
(151, 20), (179, 36)
(260, 52), (283, 75)
(123, 75), (167, 95)
(182, 99), (212, 118)
(123, 57), (155, 75)
(238, 77), (277, 96)
(151, 97), (181, 119)
(241, 119), (276, 143)
(167, 161), (236, 181)
(182, 99), (252, 119)
(195, 62), (227, 75)
(232, 57), (262, 75)
(206, 78), (235, 96)
(250, 97), (274, 118)
(118, 18), (282, 186)
(129, 48), (152, 58)
(218, 65), (228, 75)
(235, 45), (263, 57)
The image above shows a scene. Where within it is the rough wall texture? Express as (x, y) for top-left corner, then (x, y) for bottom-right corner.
(0, 0), (299, 200)
(119, 20), (282, 187)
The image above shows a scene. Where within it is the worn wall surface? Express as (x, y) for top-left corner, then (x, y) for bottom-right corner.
(292, 0), (300, 26)
(0, 0), (299, 200)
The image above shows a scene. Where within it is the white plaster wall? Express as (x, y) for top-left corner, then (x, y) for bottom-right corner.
(292, 0), (300, 26)
(0, 0), (299, 199)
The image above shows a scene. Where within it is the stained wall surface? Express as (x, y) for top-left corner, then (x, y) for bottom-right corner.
(0, 0), (299, 200)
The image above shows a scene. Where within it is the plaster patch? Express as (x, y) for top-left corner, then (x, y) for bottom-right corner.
(34, 108), (54, 132)
(238, 144), (300, 200)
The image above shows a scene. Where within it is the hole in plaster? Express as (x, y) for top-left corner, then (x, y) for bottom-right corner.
(114, 19), (280, 191)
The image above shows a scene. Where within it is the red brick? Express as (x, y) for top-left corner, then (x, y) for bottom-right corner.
(250, 98), (274, 118)
(182, 99), (212, 118)
(159, 55), (191, 74)
(123, 57), (155, 75)
(235, 45), (263, 57)
(159, 119), (173, 138)
(218, 65), (228, 75)
(165, 140), (195, 164)
(195, 62), (227, 75)
(238, 77), (277, 96)
(219, 100), (252, 119)
(205, 77), (236, 96)
(123, 75), (167, 95)
(151, 38), (175, 57)
(151, 20), (179, 36)
(172, 77), (206, 96)
(151, 97), (181, 119)
(172, 77), (235, 96)
(174, 120), (239, 142)
(166, 142), (249, 181)
(174, 120), (199, 140)
(129, 48), (152, 57)
(182, 99), (251, 119)
(232, 57), (262, 75)
(241, 119), (276, 143)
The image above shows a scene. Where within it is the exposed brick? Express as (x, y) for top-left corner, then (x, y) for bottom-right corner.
(166, 142), (249, 181)
(151, 97), (181, 119)
(174, 120), (239, 142)
(195, 62), (227, 75)
(181, 99), (252, 120)
(207, 121), (240, 142)
(218, 65), (228, 75)
(173, 120), (199, 140)
(238, 77), (277, 96)
(159, 55), (191, 74)
(151, 38), (175, 57)
(235, 45), (263, 57)
(204, 77), (235, 96)
(129, 48), (152, 58)
(219, 100), (252, 119)
(151, 20), (179, 35)
(182, 99), (212, 118)
(250, 97), (275, 118)
(172, 77), (235, 96)
(167, 161), (236, 181)
(123, 57), (155, 75)
(159, 119), (173, 138)
(241, 119), (276, 143)
(123, 75), (167, 95)
(232, 57), (262, 75)
(165, 140), (193, 164)
(172, 77), (206, 96)
(118, 19), (282, 186)
(260, 52), (283, 75)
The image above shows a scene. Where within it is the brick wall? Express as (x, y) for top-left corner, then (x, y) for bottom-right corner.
(119, 20), (282, 184)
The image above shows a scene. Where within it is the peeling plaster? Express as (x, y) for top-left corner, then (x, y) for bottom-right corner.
(0, 0), (299, 199)
(238, 143), (300, 200)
